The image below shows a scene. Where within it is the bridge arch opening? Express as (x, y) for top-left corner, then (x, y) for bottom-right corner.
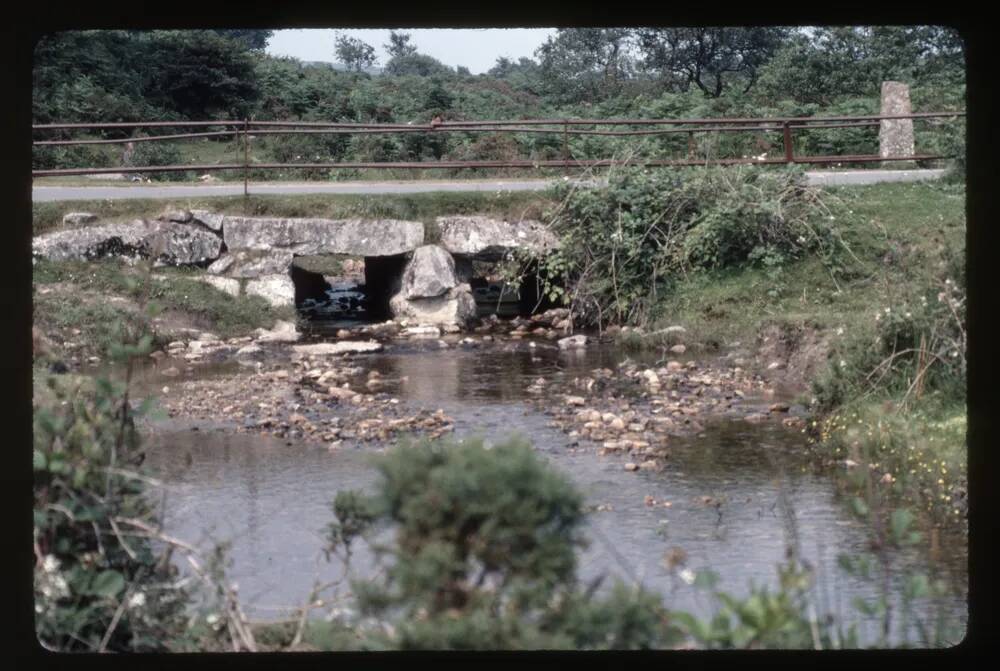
(291, 251), (561, 334)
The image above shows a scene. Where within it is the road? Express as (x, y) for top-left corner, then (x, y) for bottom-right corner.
(31, 169), (948, 202)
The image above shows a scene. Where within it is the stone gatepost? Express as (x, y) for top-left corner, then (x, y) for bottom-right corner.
(879, 81), (915, 166)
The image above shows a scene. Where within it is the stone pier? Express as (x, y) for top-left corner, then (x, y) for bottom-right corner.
(879, 81), (915, 166)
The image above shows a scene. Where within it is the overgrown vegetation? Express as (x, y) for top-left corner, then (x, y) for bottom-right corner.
(33, 254), (278, 652)
(32, 27), (964, 179)
(526, 165), (839, 327)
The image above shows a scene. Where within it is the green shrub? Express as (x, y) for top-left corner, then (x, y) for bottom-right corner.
(533, 165), (836, 325)
(33, 143), (116, 172)
(130, 137), (186, 182)
(325, 436), (680, 650)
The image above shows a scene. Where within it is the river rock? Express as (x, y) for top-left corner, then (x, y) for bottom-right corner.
(292, 341), (383, 355)
(403, 325), (441, 338)
(437, 216), (559, 260)
(245, 274), (295, 307)
(62, 212), (98, 226)
(558, 335), (588, 350)
(222, 216), (424, 257)
(235, 344), (263, 359)
(254, 320), (299, 343)
(390, 284), (476, 327)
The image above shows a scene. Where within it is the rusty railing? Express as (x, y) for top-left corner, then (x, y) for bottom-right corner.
(32, 111), (965, 194)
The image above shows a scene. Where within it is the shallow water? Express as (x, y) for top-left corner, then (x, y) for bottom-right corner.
(143, 340), (967, 646)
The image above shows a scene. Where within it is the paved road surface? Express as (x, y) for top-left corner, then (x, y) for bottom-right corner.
(31, 169), (948, 202)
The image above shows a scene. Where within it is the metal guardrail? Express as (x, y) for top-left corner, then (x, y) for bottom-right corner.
(32, 112), (965, 194)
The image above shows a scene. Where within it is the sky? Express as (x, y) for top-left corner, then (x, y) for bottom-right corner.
(266, 28), (557, 74)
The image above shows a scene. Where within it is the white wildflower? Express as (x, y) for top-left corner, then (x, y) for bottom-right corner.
(836, 327), (844, 336)
(206, 613), (219, 625)
(128, 592), (146, 609)
(42, 555), (59, 573)
(679, 569), (696, 585)
(839, 360), (847, 368)
(905, 312), (911, 319)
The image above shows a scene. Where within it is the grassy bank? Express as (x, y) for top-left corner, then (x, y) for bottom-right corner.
(33, 258), (296, 367)
(32, 190), (558, 237)
(628, 179), (967, 526)
(631, 180), (964, 352)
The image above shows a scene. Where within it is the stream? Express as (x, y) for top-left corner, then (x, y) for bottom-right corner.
(140, 336), (967, 646)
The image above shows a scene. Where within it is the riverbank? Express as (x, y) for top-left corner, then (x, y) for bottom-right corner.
(31, 180), (967, 529)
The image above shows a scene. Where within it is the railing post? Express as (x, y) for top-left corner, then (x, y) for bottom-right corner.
(243, 119), (249, 198)
(783, 121), (794, 164)
(687, 131), (695, 160)
(562, 120), (569, 175)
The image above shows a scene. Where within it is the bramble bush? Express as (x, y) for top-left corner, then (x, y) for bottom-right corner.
(525, 165), (838, 326)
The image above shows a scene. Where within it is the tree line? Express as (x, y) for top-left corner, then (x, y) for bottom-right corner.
(34, 27), (963, 124)
(32, 27), (964, 173)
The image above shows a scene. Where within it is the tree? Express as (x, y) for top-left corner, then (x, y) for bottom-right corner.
(753, 26), (964, 105)
(143, 30), (261, 118)
(385, 30), (417, 59)
(334, 34), (377, 73)
(383, 52), (454, 77)
(637, 27), (790, 97)
(213, 29), (273, 51)
(536, 28), (637, 102)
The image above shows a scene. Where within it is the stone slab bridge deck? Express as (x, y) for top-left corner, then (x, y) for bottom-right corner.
(32, 211), (561, 326)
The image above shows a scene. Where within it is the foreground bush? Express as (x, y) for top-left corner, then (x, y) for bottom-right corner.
(32, 267), (192, 652)
(325, 437), (681, 650)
